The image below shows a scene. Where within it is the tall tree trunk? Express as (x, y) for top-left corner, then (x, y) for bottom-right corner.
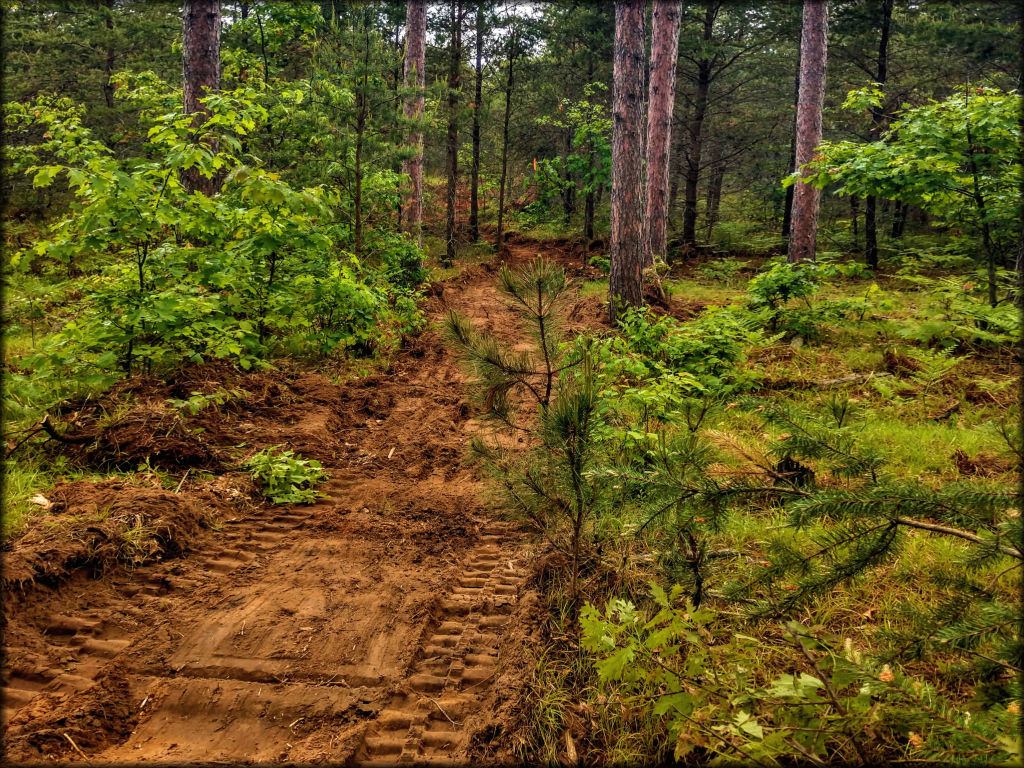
(704, 147), (724, 241)
(470, 2), (484, 242)
(609, 0), (646, 323)
(101, 0), (116, 109)
(645, 0), (682, 264)
(354, 104), (365, 256)
(392, 21), (405, 229)
(864, 0), (892, 270)
(864, 195), (878, 268)
(668, 117), (685, 226)
(890, 200), (907, 238)
(444, 0), (463, 267)
(851, 195), (860, 253)
(562, 127), (575, 225)
(584, 52), (597, 257)
(182, 0), (221, 196)
(965, 116), (997, 307)
(584, 189), (595, 255)
(787, 0), (828, 264)
(496, 24), (515, 248)
(680, 2), (715, 249)
(403, 0), (427, 251)
(781, 33), (801, 240)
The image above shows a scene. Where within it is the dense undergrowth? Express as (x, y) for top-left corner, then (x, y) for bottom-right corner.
(447, 254), (1020, 764)
(1, 73), (429, 540)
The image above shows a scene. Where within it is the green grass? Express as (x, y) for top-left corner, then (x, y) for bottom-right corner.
(663, 279), (742, 306)
(1, 457), (54, 538)
(579, 279), (608, 297)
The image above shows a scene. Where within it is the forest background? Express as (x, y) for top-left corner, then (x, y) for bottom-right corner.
(2, 1), (1022, 764)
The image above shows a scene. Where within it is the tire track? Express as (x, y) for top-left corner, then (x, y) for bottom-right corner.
(4, 249), (552, 763)
(357, 522), (527, 765)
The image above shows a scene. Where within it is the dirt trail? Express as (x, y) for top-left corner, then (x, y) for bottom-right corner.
(2, 242), (574, 764)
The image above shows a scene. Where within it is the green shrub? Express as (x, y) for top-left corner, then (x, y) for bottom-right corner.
(582, 586), (1020, 764)
(589, 253), (611, 275)
(745, 258), (876, 339)
(608, 306), (764, 396)
(241, 445), (328, 504)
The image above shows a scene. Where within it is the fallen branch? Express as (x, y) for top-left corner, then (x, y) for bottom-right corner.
(894, 516), (1022, 560)
(63, 732), (88, 760)
(39, 414), (94, 444)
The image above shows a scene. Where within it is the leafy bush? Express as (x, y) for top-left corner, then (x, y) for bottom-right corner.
(608, 306), (764, 396)
(3, 78), (426, 410)
(747, 260), (819, 313)
(167, 388), (250, 415)
(241, 445), (328, 504)
(745, 258), (876, 339)
(589, 253), (611, 275)
(807, 86), (1021, 304)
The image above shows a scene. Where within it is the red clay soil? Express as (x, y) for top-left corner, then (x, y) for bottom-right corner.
(1, 241), (598, 765)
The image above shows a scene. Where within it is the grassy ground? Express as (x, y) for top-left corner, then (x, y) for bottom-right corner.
(509, 253), (1018, 763)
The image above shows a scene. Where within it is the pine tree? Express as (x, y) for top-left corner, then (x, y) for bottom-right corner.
(609, 0), (647, 322)
(182, 0), (221, 196)
(402, 0), (427, 251)
(645, 0), (682, 265)
(444, 259), (605, 606)
(787, 0), (828, 263)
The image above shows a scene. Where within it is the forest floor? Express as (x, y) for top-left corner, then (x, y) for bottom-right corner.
(2, 236), (619, 764)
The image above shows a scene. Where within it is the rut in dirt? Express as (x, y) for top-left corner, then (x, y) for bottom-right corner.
(1, 244), (587, 765)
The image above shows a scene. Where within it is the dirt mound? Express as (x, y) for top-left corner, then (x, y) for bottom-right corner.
(883, 349), (921, 375)
(567, 293), (613, 333)
(79, 402), (224, 471)
(40, 362), (364, 473)
(3, 480), (208, 593)
(3, 672), (141, 762)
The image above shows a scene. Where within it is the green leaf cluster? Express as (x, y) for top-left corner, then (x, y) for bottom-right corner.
(241, 445), (328, 505)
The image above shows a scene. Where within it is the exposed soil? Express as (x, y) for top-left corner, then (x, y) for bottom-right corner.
(1, 241), (600, 765)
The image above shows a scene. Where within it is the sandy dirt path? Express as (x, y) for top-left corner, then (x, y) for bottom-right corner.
(2, 244), (577, 764)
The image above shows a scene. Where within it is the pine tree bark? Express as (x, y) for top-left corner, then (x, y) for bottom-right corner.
(182, 0), (221, 196)
(470, 2), (484, 242)
(890, 200), (907, 238)
(850, 195), (860, 252)
(403, 0), (427, 250)
(781, 34), (801, 240)
(680, 3), (715, 249)
(609, 0), (646, 323)
(561, 126), (575, 225)
(864, 0), (892, 270)
(644, 0), (682, 264)
(787, 0), (828, 264)
(444, 0), (463, 267)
